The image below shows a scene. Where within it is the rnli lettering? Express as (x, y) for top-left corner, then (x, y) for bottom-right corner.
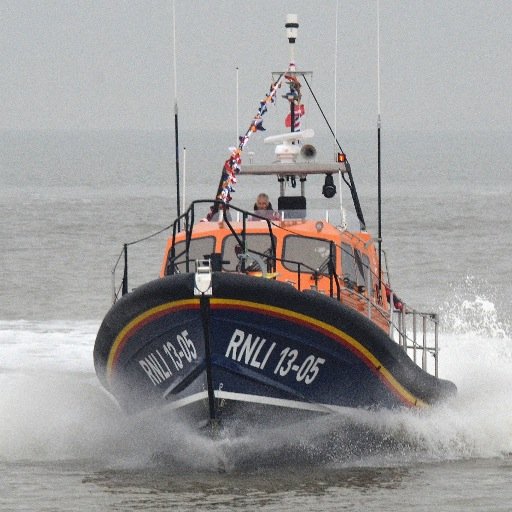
(225, 328), (325, 384)
(138, 329), (198, 386)
(225, 328), (276, 370)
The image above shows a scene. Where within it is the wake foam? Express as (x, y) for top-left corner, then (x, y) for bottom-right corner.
(0, 304), (510, 469)
(440, 275), (510, 338)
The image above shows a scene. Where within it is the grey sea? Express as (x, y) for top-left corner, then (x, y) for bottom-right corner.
(1, 129), (511, 511)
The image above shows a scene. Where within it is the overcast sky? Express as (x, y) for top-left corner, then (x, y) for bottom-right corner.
(1, 0), (511, 132)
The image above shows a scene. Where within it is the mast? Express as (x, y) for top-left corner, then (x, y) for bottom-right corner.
(286, 14), (298, 134)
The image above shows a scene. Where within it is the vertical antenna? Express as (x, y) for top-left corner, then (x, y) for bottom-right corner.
(182, 146), (186, 211)
(334, 0), (339, 158)
(236, 67), (239, 146)
(377, 0), (383, 297)
(172, 0), (181, 230)
(334, 2), (345, 225)
(377, 0), (381, 122)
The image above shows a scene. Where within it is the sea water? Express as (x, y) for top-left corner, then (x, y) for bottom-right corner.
(1, 130), (511, 510)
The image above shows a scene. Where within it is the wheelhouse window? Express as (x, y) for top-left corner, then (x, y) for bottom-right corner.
(166, 236), (216, 274)
(354, 249), (366, 287)
(361, 253), (372, 290)
(341, 243), (355, 284)
(282, 236), (334, 274)
(342, 245), (372, 291)
(221, 234), (276, 272)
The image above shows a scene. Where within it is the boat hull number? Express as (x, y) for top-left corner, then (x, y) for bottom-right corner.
(138, 327), (325, 387)
(225, 328), (325, 385)
(138, 330), (198, 386)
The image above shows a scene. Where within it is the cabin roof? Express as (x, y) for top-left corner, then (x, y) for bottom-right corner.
(240, 162), (346, 176)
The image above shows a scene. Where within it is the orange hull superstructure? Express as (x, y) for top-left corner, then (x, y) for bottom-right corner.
(160, 215), (392, 334)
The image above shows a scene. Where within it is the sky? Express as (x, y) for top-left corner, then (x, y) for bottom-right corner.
(1, 0), (511, 133)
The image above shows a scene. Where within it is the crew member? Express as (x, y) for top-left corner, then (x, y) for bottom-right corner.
(253, 193), (278, 220)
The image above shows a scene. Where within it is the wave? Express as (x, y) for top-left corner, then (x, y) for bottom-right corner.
(440, 275), (511, 338)
(0, 301), (510, 468)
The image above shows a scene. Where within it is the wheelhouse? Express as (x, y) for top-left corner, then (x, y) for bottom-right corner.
(160, 200), (391, 333)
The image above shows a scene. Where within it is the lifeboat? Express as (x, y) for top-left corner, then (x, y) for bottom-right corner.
(94, 14), (456, 426)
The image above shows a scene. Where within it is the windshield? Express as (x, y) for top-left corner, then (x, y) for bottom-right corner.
(282, 235), (334, 274)
(167, 236), (216, 274)
(221, 234), (276, 272)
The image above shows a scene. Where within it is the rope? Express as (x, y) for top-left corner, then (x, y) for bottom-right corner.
(126, 222), (174, 247)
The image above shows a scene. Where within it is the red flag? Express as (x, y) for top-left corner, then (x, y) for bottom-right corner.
(285, 104), (305, 127)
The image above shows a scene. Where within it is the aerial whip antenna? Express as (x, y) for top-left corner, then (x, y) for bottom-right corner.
(377, 0), (383, 298)
(334, 0), (339, 156)
(334, 1), (346, 227)
(236, 67), (239, 147)
(172, 0), (181, 230)
(182, 146), (187, 211)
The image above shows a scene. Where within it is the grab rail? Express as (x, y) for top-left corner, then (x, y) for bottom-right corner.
(110, 200), (440, 377)
(111, 222), (173, 303)
(389, 302), (439, 377)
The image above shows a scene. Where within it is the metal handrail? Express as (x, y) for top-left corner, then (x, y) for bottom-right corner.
(111, 223), (173, 303)
(110, 200), (440, 377)
(389, 306), (439, 377)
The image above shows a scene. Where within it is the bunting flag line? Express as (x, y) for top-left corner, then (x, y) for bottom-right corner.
(204, 69), (304, 221)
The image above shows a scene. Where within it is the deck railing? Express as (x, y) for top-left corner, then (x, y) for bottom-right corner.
(390, 304), (440, 377)
(111, 222), (173, 303)
(111, 199), (440, 376)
